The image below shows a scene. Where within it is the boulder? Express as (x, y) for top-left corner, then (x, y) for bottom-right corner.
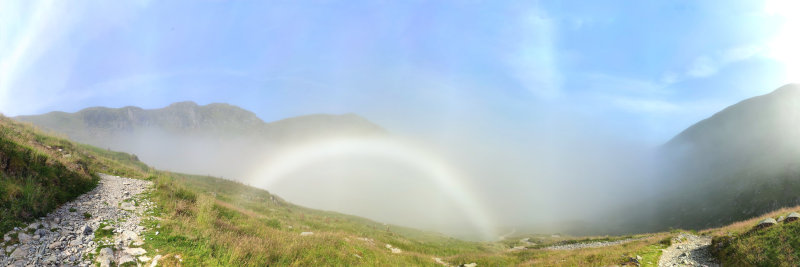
(150, 255), (163, 267)
(117, 251), (136, 266)
(80, 224), (94, 235)
(385, 244), (402, 254)
(786, 212), (800, 223)
(48, 241), (62, 249)
(756, 218), (778, 229)
(17, 233), (32, 243)
(97, 247), (114, 267)
(43, 254), (58, 264)
(9, 245), (29, 260)
(124, 247), (147, 256)
(35, 228), (49, 237)
(120, 202), (136, 211)
(118, 230), (144, 246)
(98, 247), (114, 258)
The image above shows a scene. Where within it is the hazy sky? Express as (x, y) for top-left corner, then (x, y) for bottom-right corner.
(1, 0), (798, 144)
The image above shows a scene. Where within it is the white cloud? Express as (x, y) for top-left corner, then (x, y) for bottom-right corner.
(610, 97), (680, 113)
(572, 73), (681, 115)
(687, 56), (718, 78)
(663, 44), (766, 83)
(723, 45), (763, 62)
(508, 10), (562, 99)
(688, 45), (764, 78)
(660, 72), (679, 85)
(583, 73), (669, 96)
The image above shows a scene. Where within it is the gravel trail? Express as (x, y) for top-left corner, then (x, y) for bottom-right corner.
(544, 237), (647, 250)
(658, 233), (718, 267)
(0, 174), (157, 267)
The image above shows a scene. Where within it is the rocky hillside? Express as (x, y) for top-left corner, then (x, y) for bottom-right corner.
(657, 83), (800, 230)
(15, 102), (385, 179)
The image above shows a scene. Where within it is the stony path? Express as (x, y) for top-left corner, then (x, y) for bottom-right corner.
(544, 237), (646, 250)
(0, 174), (157, 267)
(658, 233), (718, 267)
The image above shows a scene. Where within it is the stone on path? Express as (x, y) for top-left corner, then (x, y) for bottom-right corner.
(121, 202), (136, 211)
(124, 247), (147, 256)
(0, 174), (154, 266)
(97, 247), (114, 267)
(150, 255), (163, 267)
(117, 251), (136, 265)
(9, 245), (29, 260)
(17, 233), (31, 244)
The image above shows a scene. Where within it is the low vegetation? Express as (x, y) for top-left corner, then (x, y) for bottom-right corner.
(135, 171), (685, 266)
(5, 113), (800, 266)
(708, 206), (800, 266)
(0, 115), (151, 233)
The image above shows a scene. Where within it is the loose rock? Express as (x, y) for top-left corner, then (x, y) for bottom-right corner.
(658, 233), (718, 267)
(17, 233), (31, 244)
(0, 174), (154, 266)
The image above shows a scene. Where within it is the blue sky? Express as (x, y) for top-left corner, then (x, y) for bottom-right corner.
(1, 0), (798, 144)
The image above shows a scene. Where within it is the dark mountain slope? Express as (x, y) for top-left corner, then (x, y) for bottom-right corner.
(658, 83), (800, 229)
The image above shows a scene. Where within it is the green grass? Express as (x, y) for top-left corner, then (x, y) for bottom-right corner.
(0, 116), (97, 233)
(129, 173), (525, 266)
(135, 172), (685, 266)
(710, 210), (800, 266)
(13, 113), (787, 266)
(94, 221), (115, 240)
(0, 115), (151, 234)
(0, 113), (684, 266)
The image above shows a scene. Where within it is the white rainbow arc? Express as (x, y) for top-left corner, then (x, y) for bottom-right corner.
(248, 137), (497, 240)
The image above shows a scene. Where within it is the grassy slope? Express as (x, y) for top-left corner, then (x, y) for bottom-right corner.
(708, 205), (800, 266)
(0, 115), (151, 233)
(5, 114), (798, 266)
(0, 115), (674, 266)
(141, 172), (682, 266)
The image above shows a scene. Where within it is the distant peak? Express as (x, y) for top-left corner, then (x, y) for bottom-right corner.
(121, 106), (144, 111)
(167, 101), (199, 108)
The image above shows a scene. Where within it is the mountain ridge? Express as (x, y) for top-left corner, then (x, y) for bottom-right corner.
(14, 101), (385, 180)
(15, 101), (384, 140)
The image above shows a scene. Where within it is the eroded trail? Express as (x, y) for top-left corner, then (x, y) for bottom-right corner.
(658, 233), (718, 267)
(0, 174), (155, 267)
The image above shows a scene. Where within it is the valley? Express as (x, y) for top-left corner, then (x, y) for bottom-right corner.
(3, 84), (800, 265)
